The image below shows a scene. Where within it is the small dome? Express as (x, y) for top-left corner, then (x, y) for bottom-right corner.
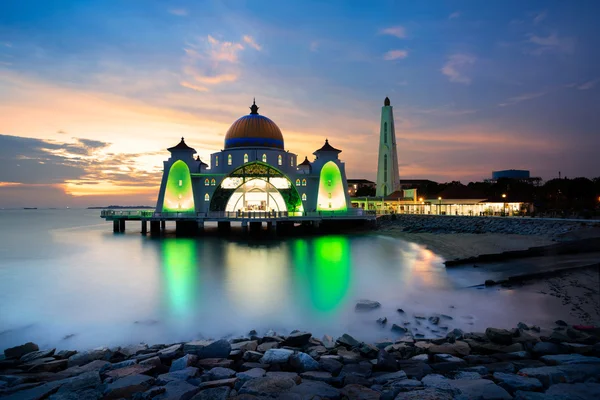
(224, 100), (284, 149)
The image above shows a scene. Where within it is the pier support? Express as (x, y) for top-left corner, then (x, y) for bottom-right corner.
(113, 220), (119, 233)
(160, 220), (166, 232)
(218, 221), (231, 233)
(141, 220), (147, 235)
(119, 219), (126, 232)
(267, 221), (276, 233)
(196, 221), (204, 236)
(313, 220), (320, 231)
(150, 221), (160, 235)
(241, 220), (248, 234)
(249, 221), (262, 231)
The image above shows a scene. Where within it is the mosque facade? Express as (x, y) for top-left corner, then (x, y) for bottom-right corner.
(155, 100), (351, 215)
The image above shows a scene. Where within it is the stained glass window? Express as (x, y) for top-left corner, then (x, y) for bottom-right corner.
(228, 154), (232, 165)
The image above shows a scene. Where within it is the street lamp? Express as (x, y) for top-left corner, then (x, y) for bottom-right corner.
(438, 196), (442, 215)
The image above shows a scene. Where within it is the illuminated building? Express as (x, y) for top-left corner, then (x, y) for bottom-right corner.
(376, 97), (401, 196)
(155, 100), (351, 215)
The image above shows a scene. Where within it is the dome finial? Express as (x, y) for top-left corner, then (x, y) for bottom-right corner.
(250, 98), (259, 115)
(384, 97), (390, 106)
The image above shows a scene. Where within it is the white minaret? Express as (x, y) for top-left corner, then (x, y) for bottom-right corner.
(376, 97), (400, 196)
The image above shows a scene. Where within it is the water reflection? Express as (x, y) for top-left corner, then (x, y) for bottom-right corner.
(161, 239), (199, 318)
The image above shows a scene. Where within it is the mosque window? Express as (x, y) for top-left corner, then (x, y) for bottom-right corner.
(244, 154), (249, 163)
(328, 193), (332, 199)
(296, 179), (300, 186)
(178, 179), (183, 187)
(228, 154), (232, 165)
(384, 122), (387, 144)
(290, 158), (294, 166)
(204, 178), (209, 186)
(278, 155), (282, 165)
(384, 154), (388, 182)
(327, 179), (331, 186)
(211, 179), (216, 186)
(204, 194), (210, 202)
(216, 156), (219, 166)
(302, 193), (307, 201)
(262, 154), (267, 162)
(302, 179), (307, 186)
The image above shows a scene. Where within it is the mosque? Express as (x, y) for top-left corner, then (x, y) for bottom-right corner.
(155, 100), (351, 216)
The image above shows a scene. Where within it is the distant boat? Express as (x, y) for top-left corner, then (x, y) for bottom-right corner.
(23, 207), (38, 210)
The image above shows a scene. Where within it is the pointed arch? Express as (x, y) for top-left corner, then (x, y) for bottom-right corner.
(302, 179), (307, 186)
(244, 153), (249, 163)
(211, 178), (216, 186)
(204, 178), (209, 186)
(162, 160), (194, 212)
(295, 179), (301, 186)
(262, 154), (267, 163)
(316, 161), (347, 211)
(278, 155), (282, 165)
(227, 154), (232, 165)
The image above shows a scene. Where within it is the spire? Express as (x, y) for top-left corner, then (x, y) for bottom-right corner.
(384, 97), (391, 107)
(250, 98), (259, 114)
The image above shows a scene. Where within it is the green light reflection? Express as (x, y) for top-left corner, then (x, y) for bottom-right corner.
(161, 239), (198, 317)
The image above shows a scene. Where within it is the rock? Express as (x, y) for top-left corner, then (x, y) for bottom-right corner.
(467, 341), (524, 355)
(105, 364), (153, 379)
(555, 320), (568, 327)
(281, 332), (312, 348)
(170, 354), (198, 372)
(153, 380), (201, 400)
(429, 316), (440, 325)
(337, 349), (362, 364)
(191, 387), (231, 400)
(157, 367), (199, 383)
(27, 358), (69, 373)
(319, 357), (343, 375)
(486, 362), (516, 374)
(486, 328), (514, 345)
(428, 341), (470, 357)
(393, 388), (453, 399)
(236, 368), (266, 382)
(266, 372), (301, 384)
(4, 342), (39, 359)
(391, 324), (407, 334)
(450, 379), (512, 399)
(0, 381), (61, 400)
(322, 335), (336, 349)
(540, 354), (600, 365)
(356, 300), (381, 311)
(299, 371), (341, 386)
(545, 382), (600, 399)
(421, 374), (457, 393)
(289, 381), (340, 399)
(410, 354), (429, 362)
(397, 309), (404, 313)
(432, 354), (466, 364)
(339, 363), (372, 378)
(289, 352), (319, 372)
(517, 322), (530, 331)
(103, 374), (154, 399)
(453, 371), (481, 380)
(239, 362), (269, 371)
(256, 342), (278, 352)
(139, 356), (162, 368)
(238, 376), (296, 397)
(340, 384), (379, 400)
(197, 340), (231, 359)
(337, 333), (361, 348)
(242, 351), (263, 363)
(493, 372), (543, 394)
(48, 388), (103, 400)
(119, 343), (148, 357)
(184, 340), (212, 355)
(397, 360), (433, 380)
(532, 342), (563, 356)
(518, 364), (600, 388)
(205, 367), (236, 381)
(198, 358), (234, 370)
(158, 344), (183, 359)
(231, 341), (258, 352)
(375, 349), (398, 372)
(197, 378), (238, 390)
(372, 370), (407, 384)
(66, 348), (110, 367)
(562, 343), (594, 355)
(106, 359), (137, 370)
(259, 348), (293, 364)
(55, 350), (77, 360)
(377, 318), (387, 325)
(19, 349), (55, 363)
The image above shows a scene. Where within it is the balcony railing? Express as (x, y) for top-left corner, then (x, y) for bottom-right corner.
(101, 208), (374, 219)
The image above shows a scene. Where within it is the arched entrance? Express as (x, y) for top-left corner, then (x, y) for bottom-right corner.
(225, 179), (287, 212)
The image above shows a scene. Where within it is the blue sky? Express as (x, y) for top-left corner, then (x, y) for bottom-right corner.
(0, 0), (599, 206)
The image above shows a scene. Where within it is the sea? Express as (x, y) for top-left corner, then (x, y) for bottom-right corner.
(0, 209), (569, 351)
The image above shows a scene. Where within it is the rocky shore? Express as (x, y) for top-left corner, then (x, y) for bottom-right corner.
(2, 320), (600, 399)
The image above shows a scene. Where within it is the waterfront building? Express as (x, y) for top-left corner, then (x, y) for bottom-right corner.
(155, 100), (351, 215)
(375, 97), (401, 196)
(347, 179), (375, 197)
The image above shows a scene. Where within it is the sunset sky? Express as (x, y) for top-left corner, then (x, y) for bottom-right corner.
(1, 0), (599, 207)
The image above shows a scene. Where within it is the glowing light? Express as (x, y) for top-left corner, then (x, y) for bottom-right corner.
(317, 161), (347, 211)
(278, 155), (282, 165)
(162, 160), (194, 212)
(244, 154), (249, 163)
(204, 179), (209, 186)
(162, 239), (198, 317)
(302, 179), (307, 186)
(225, 178), (288, 212)
(227, 154), (232, 165)
(262, 154), (267, 162)
(221, 177), (244, 189)
(295, 179), (300, 186)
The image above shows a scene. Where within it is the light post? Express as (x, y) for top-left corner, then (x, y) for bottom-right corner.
(502, 193), (507, 216)
(438, 196), (442, 215)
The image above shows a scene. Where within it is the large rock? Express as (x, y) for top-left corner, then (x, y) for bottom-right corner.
(337, 349), (362, 364)
(56, 371), (101, 393)
(355, 300), (381, 311)
(486, 328), (514, 345)
(319, 357), (343, 375)
(236, 368), (266, 382)
(518, 364), (600, 388)
(0, 381), (61, 400)
(119, 343), (148, 357)
(259, 349), (293, 364)
(184, 340), (212, 354)
(450, 379), (512, 399)
(289, 352), (319, 372)
(196, 378), (238, 390)
(4, 342), (39, 359)
(540, 354), (600, 366)
(493, 372), (543, 393)
(299, 371), (342, 386)
(159, 344), (184, 360)
(231, 341), (258, 352)
(204, 367), (236, 381)
(197, 358), (233, 370)
(337, 334), (361, 348)
(67, 348), (110, 367)
(289, 381), (340, 399)
(266, 371), (301, 384)
(105, 364), (153, 379)
(372, 370), (407, 384)
(428, 341), (470, 357)
(190, 386), (231, 400)
(375, 349), (398, 371)
(545, 382), (600, 399)
(103, 374), (154, 399)
(340, 384), (379, 400)
(257, 342), (279, 352)
(281, 332), (312, 348)
(153, 380), (200, 400)
(532, 342), (563, 356)
(170, 354), (199, 372)
(238, 376), (296, 397)
(397, 360), (433, 380)
(339, 363), (373, 378)
(157, 367), (199, 383)
(393, 388), (453, 400)
(20, 349), (55, 363)
(197, 340), (231, 359)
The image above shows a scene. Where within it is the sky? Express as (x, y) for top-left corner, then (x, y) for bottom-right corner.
(1, 0), (599, 207)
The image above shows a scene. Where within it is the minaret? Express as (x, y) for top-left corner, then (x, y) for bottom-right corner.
(376, 97), (400, 196)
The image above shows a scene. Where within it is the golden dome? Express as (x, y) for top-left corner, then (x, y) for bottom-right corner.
(224, 100), (284, 150)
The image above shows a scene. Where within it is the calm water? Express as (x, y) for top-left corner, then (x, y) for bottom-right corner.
(0, 209), (567, 351)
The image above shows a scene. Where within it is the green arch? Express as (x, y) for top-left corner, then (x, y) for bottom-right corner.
(209, 161), (303, 212)
(317, 161), (347, 211)
(163, 160), (195, 212)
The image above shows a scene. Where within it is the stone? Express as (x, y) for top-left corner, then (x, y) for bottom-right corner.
(119, 343), (148, 357)
(27, 359), (68, 373)
(429, 316), (440, 325)
(266, 372), (301, 384)
(139, 355), (163, 369)
(322, 335), (336, 349)
(555, 320), (568, 326)
(157, 367), (199, 383)
(289, 381), (340, 399)
(153, 380), (201, 400)
(197, 340), (231, 359)
(339, 363), (372, 378)
(517, 322), (530, 331)
(67, 348), (110, 367)
(236, 368), (266, 382)
(281, 332), (312, 348)
(197, 358), (234, 370)
(397, 360), (433, 380)
(467, 341), (524, 355)
(393, 388), (453, 400)
(103, 374), (154, 399)
(184, 340), (212, 355)
(375, 349), (398, 371)
(242, 351), (263, 362)
(415, 341), (434, 350)
(562, 343), (594, 355)
(238, 376), (296, 397)
(55, 350), (77, 360)
(205, 367), (236, 381)
(359, 343), (379, 359)
(337, 349), (362, 364)
(518, 364), (600, 388)
(340, 384), (379, 400)
(158, 344), (183, 359)
(545, 382), (600, 399)
(432, 354), (466, 364)
(48, 388), (103, 400)
(319, 357), (343, 375)
(372, 370), (407, 384)
(453, 371), (481, 380)
(532, 342), (563, 356)
(356, 300), (381, 311)
(377, 318), (387, 325)
(421, 374), (457, 393)
(239, 362), (269, 371)
(410, 354), (429, 362)
(170, 354), (199, 372)
(191, 386), (231, 400)
(493, 372), (543, 393)
(450, 379), (512, 399)
(391, 324), (407, 334)
(511, 360), (546, 371)
(289, 352), (319, 372)
(231, 341), (258, 352)
(428, 341), (470, 357)
(299, 371), (341, 386)
(486, 362), (516, 374)
(257, 342), (278, 352)
(486, 328), (514, 345)
(337, 333), (361, 348)
(259, 348), (293, 364)
(197, 378), (238, 390)
(19, 349), (55, 363)
(3, 342), (39, 359)
(0, 381), (61, 400)
(105, 364), (153, 379)
(540, 354), (600, 365)
(106, 359), (137, 371)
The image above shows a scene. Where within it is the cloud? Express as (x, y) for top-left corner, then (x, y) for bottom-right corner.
(526, 33), (575, 55)
(180, 81), (209, 92)
(441, 54), (476, 84)
(383, 50), (408, 60)
(533, 10), (547, 24)
(243, 35), (262, 51)
(577, 78), (599, 90)
(380, 26), (406, 39)
(168, 8), (188, 16)
(449, 12), (461, 20)
(206, 35), (245, 63)
(498, 91), (548, 107)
